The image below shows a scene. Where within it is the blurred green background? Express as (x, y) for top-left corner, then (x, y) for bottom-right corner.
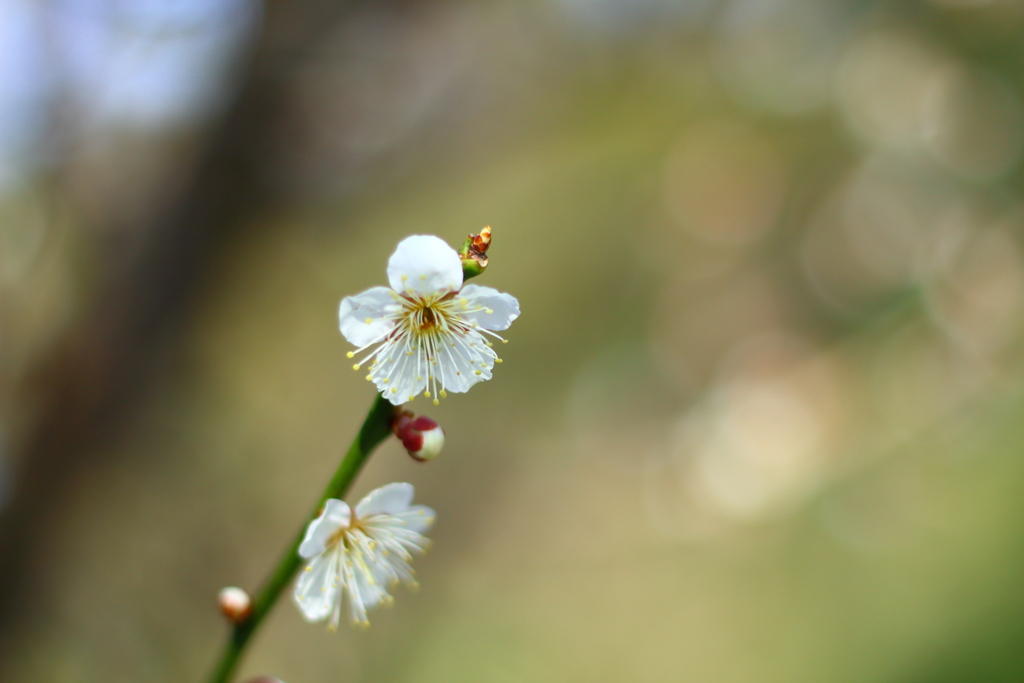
(3, 1), (1024, 682)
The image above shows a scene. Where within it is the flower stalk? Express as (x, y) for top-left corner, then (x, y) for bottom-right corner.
(205, 393), (396, 683)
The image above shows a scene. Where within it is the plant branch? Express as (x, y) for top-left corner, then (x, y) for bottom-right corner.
(205, 392), (395, 683)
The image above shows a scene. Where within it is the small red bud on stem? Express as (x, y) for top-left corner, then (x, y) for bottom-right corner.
(219, 586), (253, 623)
(393, 411), (445, 461)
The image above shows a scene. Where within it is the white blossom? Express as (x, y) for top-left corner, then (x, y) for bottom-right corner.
(339, 235), (520, 405)
(293, 483), (435, 629)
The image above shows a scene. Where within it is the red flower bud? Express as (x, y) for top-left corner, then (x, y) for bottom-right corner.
(393, 413), (445, 461)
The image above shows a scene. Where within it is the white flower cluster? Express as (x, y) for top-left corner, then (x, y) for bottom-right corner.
(293, 234), (519, 629)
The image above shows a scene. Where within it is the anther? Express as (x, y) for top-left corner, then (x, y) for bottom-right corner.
(347, 352), (355, 358)
(365, 317), (372, 324)
(352, 364), (360, 371)
(495, 358), (503, 363)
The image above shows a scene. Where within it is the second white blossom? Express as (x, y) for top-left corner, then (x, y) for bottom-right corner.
(293, 483), (435, 628)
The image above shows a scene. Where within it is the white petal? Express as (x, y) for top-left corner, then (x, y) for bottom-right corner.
(350, 554), (390, 611)
(395, 504), (436, 534)
(293, 550), (341, 622)
(337, 534), (392, 625)
(367, 551), (415, 587)
(339, 286), (398, 347)
(458, 285), (520, 331)
(434, 331), (492, 393)
(356, 482), (415, 518)
(386, 235), (463, 298)
(375, 335), (428, 404)
(298, 499), (350, 559)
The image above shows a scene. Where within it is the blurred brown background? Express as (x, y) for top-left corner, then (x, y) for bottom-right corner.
(3, 1), (1024, 681)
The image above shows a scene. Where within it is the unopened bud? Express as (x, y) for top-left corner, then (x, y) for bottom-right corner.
(459, 226), (491, 280)
(393, 412), (445, 461)
(219, 586), (253, 623)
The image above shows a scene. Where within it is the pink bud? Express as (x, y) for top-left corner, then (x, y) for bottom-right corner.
(393, 413), (445, 461)
(219, 586), (252, 623)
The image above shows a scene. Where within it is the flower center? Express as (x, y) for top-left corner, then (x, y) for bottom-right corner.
(417, 305), (438, 331)
(403, 294), (458, 335)
(329, 515), (366, 549)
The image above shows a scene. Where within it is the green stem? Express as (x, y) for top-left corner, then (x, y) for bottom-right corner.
(205, 393), (396, 683)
